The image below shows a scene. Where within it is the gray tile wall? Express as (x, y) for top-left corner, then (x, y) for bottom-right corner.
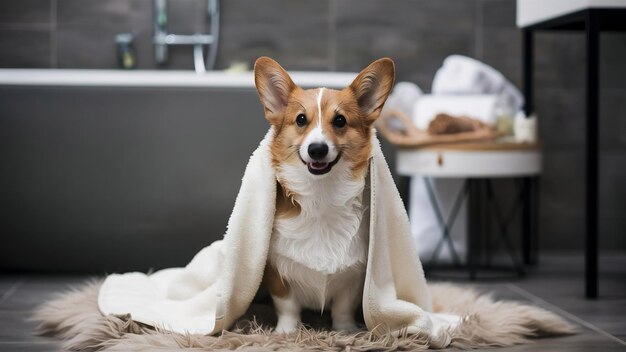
(1, 0), (625, 250)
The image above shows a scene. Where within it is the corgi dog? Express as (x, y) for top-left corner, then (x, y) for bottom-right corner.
(254, 57), (395, 333)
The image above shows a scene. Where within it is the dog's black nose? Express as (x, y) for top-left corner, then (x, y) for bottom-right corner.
(308, 143), (329, 160)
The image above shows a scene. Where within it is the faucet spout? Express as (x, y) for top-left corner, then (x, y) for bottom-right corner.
(194, 44), (206, 74)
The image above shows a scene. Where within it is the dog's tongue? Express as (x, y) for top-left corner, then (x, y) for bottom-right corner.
(309, 162), (329, 170)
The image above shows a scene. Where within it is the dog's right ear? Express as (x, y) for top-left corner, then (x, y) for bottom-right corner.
(254, 57), (296, 125)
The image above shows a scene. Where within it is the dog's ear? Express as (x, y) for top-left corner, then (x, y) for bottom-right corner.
(254, 57), (297, 125)
(348, 58), (395, 125)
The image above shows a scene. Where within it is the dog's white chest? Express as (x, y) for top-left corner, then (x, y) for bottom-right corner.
(269, 196), (369, 309)
(271, 200), (368, 274)
(269, 161), (370, 308)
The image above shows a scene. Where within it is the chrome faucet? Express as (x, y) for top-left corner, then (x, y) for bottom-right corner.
(153, 0), (220, 73)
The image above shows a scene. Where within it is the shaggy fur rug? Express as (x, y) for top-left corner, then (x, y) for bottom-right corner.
(33, 280), (576, 351)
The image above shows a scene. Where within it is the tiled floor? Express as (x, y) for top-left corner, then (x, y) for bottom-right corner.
(0, 253), (625, 351)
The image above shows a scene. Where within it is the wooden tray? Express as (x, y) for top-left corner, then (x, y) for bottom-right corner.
(375, 109), (501, 148)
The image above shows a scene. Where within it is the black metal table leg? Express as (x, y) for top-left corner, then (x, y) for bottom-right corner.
(523, 177), (532, 265)
(468, 179), (483, 280)
(532, 176), (540, 265)
(585, 11), (600, 299)
(522, 29), (537, 268)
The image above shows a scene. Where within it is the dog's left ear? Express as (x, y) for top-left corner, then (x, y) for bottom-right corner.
(349, 58), (395, 124)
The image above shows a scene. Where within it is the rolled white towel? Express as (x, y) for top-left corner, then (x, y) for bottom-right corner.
(432, 55), (523, 113)
(412, 94), (498, 131)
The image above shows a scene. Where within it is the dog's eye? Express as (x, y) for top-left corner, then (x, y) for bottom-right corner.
(296, 114), (307, 127)
(333, 115), (346, 128)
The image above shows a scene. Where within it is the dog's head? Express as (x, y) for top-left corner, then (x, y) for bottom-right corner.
(254, 57), (395, 180)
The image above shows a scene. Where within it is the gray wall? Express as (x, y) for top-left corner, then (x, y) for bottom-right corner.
(1, 0), (625, 254)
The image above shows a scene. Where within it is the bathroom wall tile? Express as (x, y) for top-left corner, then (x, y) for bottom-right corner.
(481, 28), (522, 88)
(540, 150), (626, 250)
(535, 87), (585, 149)
(599, 90), (626, 150)
(534, 32), (626, 91)
(337, 27), (475, 90)
(56, 26), (126, 68)
(57, 0), (151, 27)
(600, 33), (626, 90)
(56, 0), (156, 69)
(536, 90), (626, 250)
(56, 26), (167, 69)
(534, 32), (586, 89)
(535, 89), (626, 150)
(216, 0), (330, 71)
(0, 0), (51, 25)
(538, 149), (585, 250)
(599, 153), (626, 249)
(480, 0), (516, 28)
(478, 0), (522, 87)
(0, 29), (50, 68)
(56, 0), (170, 69)
(334, 0), (477, 90)
(166, 0), (207, 35)
(335, 0), (476, 34)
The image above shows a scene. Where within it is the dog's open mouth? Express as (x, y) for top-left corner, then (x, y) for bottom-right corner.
(305, 155), (341, 175)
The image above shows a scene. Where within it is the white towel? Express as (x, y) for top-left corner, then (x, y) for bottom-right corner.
(98, 129), (459, 348)
(432, 55), (524, 113)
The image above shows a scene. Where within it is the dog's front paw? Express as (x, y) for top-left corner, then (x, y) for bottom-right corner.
(275, 316), (299, 334)
(333, 320), (358, 332)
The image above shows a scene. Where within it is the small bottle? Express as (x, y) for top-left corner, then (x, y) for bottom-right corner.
(514, 111), (538, 143)
(115, 33), (137, 69)
(494, 96), (515, 136)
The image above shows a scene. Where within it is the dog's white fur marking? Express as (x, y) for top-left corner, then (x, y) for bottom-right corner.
(270, 156), (369, 330)
(298, 88), (339, 165)
(317, 87), (325, 126)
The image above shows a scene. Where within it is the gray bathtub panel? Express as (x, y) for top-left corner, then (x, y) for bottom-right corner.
(0, 86), (270, 273)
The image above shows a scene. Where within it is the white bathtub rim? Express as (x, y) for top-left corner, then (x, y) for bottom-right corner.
(0, 69), (358, 89)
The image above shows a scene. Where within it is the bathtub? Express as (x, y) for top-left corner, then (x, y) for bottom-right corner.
(0, 69), (357, 273)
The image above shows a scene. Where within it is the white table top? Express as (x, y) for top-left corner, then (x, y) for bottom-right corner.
(397, 147), (542, 178)
(517, 0), (626, 27)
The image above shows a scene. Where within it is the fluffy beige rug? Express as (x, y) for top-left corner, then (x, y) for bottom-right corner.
(33, 280), (576, 351)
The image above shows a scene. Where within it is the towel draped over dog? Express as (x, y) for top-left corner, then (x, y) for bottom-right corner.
(98, 129), (459, 348)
